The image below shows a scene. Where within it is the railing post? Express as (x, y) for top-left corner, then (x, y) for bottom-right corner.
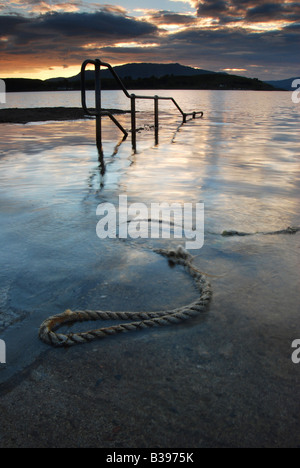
(154, 95), (159, 145)
(95, 59), (102, 150)
(131, 94), (137, 151)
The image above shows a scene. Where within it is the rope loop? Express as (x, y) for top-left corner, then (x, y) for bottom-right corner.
(39, 246), (212, 347)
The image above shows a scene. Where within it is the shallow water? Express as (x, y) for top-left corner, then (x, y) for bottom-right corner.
(0, 90), (300, 437)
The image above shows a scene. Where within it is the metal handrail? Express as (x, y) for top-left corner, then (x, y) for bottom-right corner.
(81, 59), (128, 144)
(81, 58), (203, 150)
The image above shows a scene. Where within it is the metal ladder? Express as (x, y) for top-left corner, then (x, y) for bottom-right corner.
(81, 59), (203, 151)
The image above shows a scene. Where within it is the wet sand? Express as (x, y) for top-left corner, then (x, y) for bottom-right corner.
(0, 107), (130, 124)
(0, 306), (299, 448)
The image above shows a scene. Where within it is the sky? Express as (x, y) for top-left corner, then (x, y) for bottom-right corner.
(0, 0), (299, 80)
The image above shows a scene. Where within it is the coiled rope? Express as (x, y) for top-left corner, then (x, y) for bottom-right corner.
(39, 246), (212, 347)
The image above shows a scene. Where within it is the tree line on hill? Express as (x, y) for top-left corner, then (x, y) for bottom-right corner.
(3, 73), (281, 92)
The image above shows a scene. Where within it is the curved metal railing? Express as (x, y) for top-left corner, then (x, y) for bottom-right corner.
(81, 58), (203, 149)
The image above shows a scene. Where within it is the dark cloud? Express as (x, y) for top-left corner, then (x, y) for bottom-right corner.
(0, 9), (158, 75)
(0, 2), (299, 80)
(246, 2), (300, 22)
(101, 23), (300, 79)
(30, 10), (157, 38)
(160, 24), (300, 76)
(284, 22), (300, 31)
(148, 11), (198, 25)
(196, 0), (300, 23)
(0, 8), (158, 67)
(246, 3), (286, 21)
(0, 14), (29, 34)
(0, 9), (157, 45)
(197, 0), (229, 17)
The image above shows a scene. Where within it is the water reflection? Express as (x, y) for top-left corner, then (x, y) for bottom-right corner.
(0, 91), (299, 379)
(91, 135), (129, 191)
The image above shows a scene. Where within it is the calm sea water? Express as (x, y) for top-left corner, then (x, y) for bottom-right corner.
(0, 90), (299, 399)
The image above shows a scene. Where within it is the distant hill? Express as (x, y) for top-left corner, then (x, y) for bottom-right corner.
(2, 78), (46, 92)
(1, 62), (284, 92)
(50, 62), (223, 83)
(112, 74), (280, 91)
(265, 77), (299, 91)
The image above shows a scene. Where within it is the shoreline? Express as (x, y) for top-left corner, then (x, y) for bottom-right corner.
(0, 107), (130, 124)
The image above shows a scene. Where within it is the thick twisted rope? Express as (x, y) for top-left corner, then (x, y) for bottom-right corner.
(39, 246), (212, 347)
